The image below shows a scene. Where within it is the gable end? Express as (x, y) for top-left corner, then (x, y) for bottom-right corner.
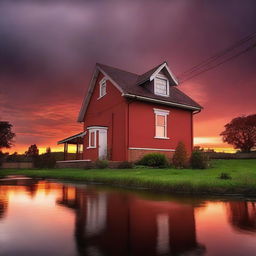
(77, 65), (124, 122)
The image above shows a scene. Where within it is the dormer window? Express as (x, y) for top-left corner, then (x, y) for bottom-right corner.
(154, 75), (169, 97)
(99, 78), (107, 98)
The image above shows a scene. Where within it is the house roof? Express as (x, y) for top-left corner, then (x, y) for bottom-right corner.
(57, 131), (86, 144)
(77, 62), (202, 122)
(136, 62), (165, 85)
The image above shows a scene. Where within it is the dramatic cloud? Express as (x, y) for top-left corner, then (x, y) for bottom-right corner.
(0, 0), (255, 153)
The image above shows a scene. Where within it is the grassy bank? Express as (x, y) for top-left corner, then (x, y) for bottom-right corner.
(1, 159), (256, 195)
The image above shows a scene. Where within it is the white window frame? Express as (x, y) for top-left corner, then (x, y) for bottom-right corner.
(154, 74), (169, 97)
(154, 108), (170, 139)
(87, 129), (96, 148)
(99, 78), (107, 99)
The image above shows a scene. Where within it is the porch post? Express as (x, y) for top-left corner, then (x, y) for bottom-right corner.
(64, 142), (68, 160)
(76, 141), (79, 160)
(79, 144), (83, 159)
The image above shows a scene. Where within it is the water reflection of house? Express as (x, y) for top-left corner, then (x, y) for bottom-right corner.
(58, 186), (205, 256)
(228, 201), (256, 233)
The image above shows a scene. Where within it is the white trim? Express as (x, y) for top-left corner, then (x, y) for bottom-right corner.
(154, 75), (170, 97)
(87, 129), (97, 149)
(155, 73), (167, 79)
(87, 126), (108, 130)
(87, 126), (108, 149)
(150, 62), (178, 85)
(154, 136), (170, 140)
(154, 108), (169, 139)
(98, 78), (107, 99)
(129, 147), (175, 152)
(57, 160), (91, 163)
(123, 93), (201, 111)
(154, 108), (170, 115)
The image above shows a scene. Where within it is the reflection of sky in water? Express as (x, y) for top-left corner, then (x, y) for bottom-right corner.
(0, 179), (256, 255)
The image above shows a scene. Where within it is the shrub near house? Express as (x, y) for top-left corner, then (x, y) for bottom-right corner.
(137, 153), (169, 167)
(172, 142), (188, 169)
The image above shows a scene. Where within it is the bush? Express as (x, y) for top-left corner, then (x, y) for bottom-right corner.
(95, 159), (109, 169)
(118, 161), (134, 169)
(33, 153), (56, 169)
(137, 153), (168, 167)
(172, 141), (188, 169)
(190, 150), (209, 169)
(219, 172), (232, 180)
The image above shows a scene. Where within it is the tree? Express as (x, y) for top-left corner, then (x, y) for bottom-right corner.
(172, 141), (188, 168)
(220, 114), (256, 152)
(25, 144), (39, 157)
(33, 147), (56, 169)
(0, 121), (15, 149)
(46, 147), (51, 154)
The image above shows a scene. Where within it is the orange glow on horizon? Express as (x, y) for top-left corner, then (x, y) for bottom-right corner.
(3, 137), (236, 154)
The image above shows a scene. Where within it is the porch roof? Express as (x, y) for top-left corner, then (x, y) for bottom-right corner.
(57, 131), (86, 145)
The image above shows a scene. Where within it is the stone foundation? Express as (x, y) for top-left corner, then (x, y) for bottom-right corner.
(56, 160), (124, 169)
(128, 149), (175, 162)
(56, 160), (93, 169)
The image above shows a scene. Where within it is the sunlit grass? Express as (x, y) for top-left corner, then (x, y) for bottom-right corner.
(1, 160), (256, 195)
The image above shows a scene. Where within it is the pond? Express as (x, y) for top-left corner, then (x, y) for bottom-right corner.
(0, 177), (256, 256)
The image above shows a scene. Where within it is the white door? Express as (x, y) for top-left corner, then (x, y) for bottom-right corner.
(98, 129), (107, 159)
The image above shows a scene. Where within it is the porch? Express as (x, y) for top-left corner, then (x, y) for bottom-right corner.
(57, 131), (86, 161)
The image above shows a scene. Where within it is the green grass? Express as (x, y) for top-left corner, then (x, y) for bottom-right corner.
(1, 159), (256, 195)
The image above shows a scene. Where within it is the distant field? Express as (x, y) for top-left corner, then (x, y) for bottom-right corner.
(1, 159), (256, 195)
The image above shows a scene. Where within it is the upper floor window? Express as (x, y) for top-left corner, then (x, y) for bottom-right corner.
(154, 108), (169, 139)
(99, 79), (107, 98)
(154, 75), (169, 97)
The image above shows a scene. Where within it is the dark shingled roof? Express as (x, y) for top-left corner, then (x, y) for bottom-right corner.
(136, 62), (165, 85)
(96, 63), (202, 110)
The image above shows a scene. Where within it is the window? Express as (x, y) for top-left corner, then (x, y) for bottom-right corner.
(88, 130), (96, 148)
(154, 109), (169, 139)
(99, 79), (107, 98)
(154, 76), (169, 97)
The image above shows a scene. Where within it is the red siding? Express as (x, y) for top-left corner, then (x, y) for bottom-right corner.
(128, 101), (193, 159)
(82, 72), (127, 161)
(82, 73), (194, 162)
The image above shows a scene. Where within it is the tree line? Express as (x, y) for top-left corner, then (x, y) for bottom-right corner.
(0, 114), (255, 165)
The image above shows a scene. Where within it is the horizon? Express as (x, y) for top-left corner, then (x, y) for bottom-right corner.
(1, 0), (255, 154)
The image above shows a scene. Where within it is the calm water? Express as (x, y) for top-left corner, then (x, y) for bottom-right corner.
(0, 178), (256, 256)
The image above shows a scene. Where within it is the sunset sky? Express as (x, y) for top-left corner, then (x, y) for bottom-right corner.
(0, 0), (256, 154)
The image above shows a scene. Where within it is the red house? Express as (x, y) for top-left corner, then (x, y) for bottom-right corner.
(58, 62), (202, 162)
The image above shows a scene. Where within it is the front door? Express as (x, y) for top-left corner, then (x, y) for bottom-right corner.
(98, 129), (107, 159)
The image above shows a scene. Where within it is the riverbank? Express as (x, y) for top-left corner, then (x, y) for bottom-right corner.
(1, 159), (256, 195)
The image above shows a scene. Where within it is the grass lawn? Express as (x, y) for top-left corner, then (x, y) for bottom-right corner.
(1, 159), (256, 195)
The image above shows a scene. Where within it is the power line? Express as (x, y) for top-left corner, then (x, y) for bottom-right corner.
(179, 42), (256, 82)
(180, 32), (256, 76)
(178, 31), (256, 78)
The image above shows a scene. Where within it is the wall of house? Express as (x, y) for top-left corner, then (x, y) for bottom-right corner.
(82, 72), (127, 161)
(128, 101), (193, 162)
